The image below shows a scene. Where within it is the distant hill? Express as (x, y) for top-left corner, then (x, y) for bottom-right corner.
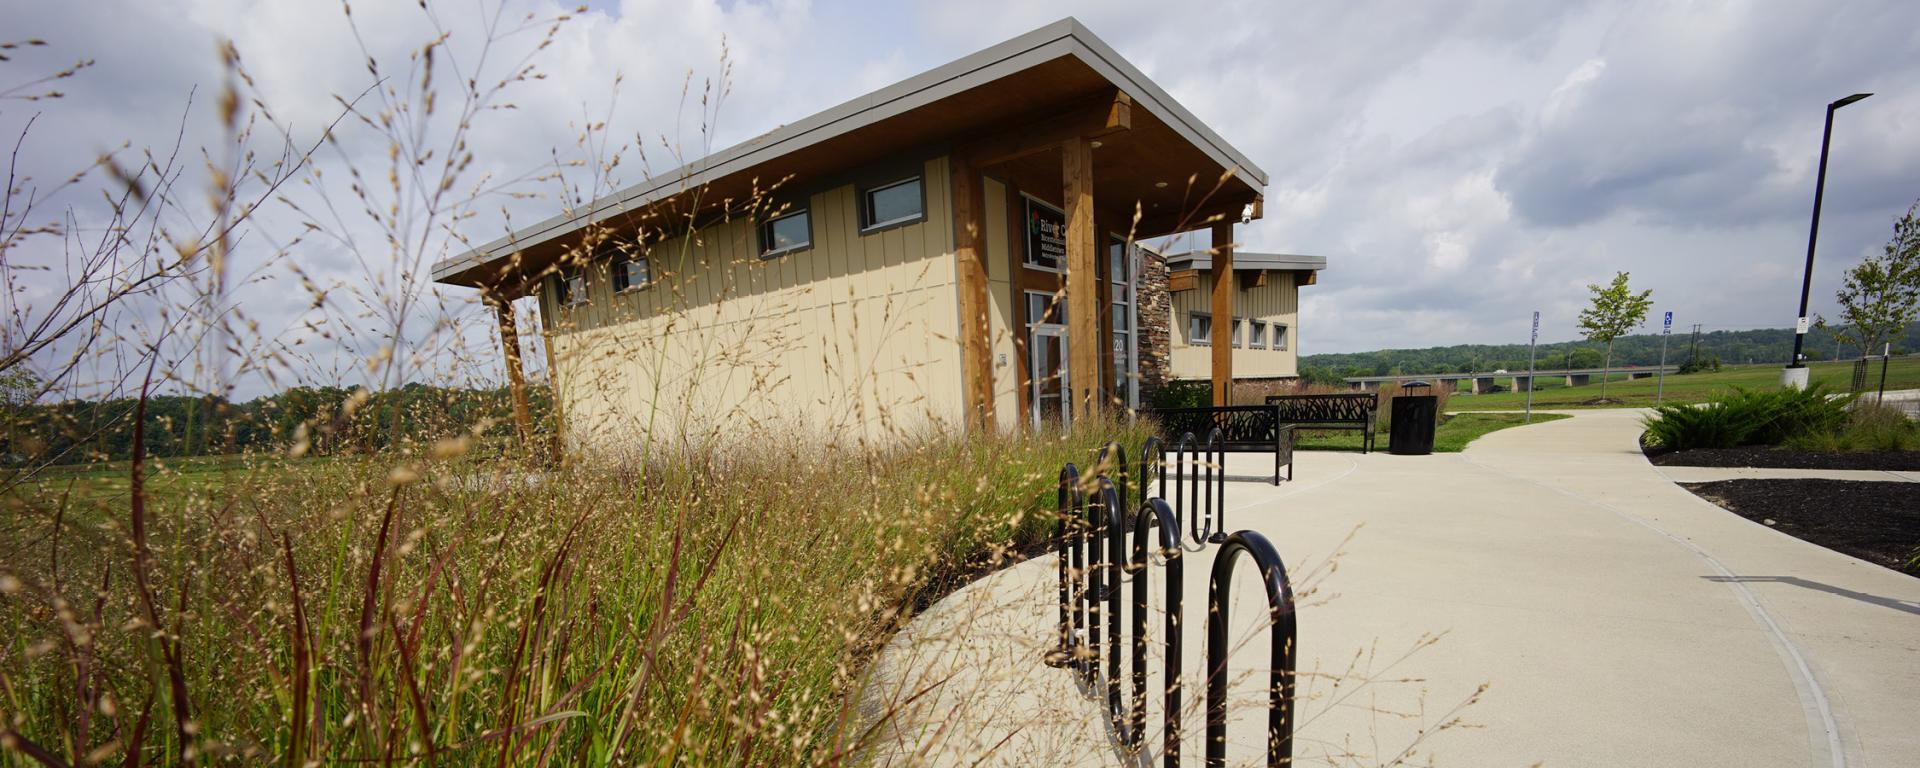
(1298, 323), (1920, 384)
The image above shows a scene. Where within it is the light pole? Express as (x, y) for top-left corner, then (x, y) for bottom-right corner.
(1784, 92), (1871, 389)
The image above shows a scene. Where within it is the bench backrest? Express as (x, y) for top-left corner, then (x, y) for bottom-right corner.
(1146, 405), (1285, 445)
(1264, 393), (1377, 424)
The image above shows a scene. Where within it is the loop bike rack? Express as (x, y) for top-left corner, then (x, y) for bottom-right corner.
(1049, 439), (1296, 767)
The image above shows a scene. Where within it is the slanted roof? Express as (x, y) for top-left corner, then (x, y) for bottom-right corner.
(433, 17), (1267, 293)
(1166, 251), (1328, 272)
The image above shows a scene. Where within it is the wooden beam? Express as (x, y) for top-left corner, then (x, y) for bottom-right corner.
(951, 153), (995, 431)
(1297, 269), (1318, 286)
(486, 292), (534, 445)
(540, 307), (564, 466)
(1210, 222), (1234, 407)
(1239, 269), (1268, 290)
(1063, 136), (1101, 421)
(1168, 269), (1198, 292)
(965, 90), (1132, 169)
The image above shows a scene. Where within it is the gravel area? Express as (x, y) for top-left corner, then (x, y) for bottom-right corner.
(1682, 479), (1920, 576)
(1650, 445), (1920, 471)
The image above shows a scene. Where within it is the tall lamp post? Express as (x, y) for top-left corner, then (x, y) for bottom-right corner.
(1784, 92), (1871, 389)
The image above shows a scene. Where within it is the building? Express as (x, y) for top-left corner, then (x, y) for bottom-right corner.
(431, 18), (1324, 450)
(1164, 251), (1325, 382)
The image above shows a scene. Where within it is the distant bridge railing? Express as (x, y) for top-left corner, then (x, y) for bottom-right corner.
(1047, 439), (1298, 767)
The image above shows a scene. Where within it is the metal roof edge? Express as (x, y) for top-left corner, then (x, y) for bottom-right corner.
(434, 17), (1267, 284)
(1168, 251), (1329, 271)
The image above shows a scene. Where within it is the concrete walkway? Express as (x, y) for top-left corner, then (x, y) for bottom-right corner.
(860, 410), (1920, 767)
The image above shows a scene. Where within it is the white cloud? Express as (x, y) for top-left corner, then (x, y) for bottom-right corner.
(5, 0), (1919, 396)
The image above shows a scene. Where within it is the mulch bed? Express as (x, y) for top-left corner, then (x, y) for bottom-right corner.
(1651, 445), (1920, 471)
(1681, 479), (1920, 577)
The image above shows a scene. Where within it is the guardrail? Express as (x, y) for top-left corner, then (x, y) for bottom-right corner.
(1048, 439), (1297, 767)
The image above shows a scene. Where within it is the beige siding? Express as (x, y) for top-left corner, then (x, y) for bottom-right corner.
(983, 177), (1021, 432)
(1168, 270), (1300, 379)
(543, 157), (964, 453)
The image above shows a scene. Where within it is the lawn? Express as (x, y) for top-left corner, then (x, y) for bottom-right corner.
(1446, 356), (1920, 410)
(6, 453), (338, 507)
(1295, 411), (1569, 452)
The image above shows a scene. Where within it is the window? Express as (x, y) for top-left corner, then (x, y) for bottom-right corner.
(1273, 324), (1289, 351)
(1249, 320), (1268, 349)
(1109, 237), (1135, 405)
(612, 254), (650, 293)
(1025, 290), (1064, 328)
(1188, 312), (1211, 346)
(1231, 318), (1244, 348)
(760, 209), (811, 258)
(861, 176), (924, 231)
(556, 269), (587, 307)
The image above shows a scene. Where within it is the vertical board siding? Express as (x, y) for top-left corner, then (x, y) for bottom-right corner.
(982, 177), (1020, 431)
(543, 157), (965, 453)
(1168, 268), (1300, 380)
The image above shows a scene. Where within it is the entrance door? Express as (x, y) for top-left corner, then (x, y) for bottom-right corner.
(1030, 324), (1071, 430)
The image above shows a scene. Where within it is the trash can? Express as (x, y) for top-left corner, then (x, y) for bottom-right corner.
(1389, 381), (1437, 455)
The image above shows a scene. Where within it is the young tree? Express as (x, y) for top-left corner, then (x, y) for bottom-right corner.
(1577, 271), (1653, 400)
(1816, 199), (1920, 358)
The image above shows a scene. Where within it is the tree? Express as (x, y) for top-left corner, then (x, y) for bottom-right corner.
(1577, 271), (1654, 400)
(1816, 199), (1920, 358)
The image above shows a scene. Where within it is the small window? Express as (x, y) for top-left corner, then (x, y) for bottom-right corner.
(761, 209), (812, 258)
(1025, 291), (1064, 328)
(1188, 312), (1211, 346)
(1249, 320), (1267, 349)
(862, 176), (924, 231)
(1231, 318), (1244, 348)
(613, 254), (650, 293)
(556, 270), (588, 307)
(1273, 324), (1289, 351)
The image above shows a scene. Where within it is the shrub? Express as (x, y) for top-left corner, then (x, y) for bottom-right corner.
(1146, 380), (1211, 409)
(1787, 401), (1920, 453)
(1642, 385), (1852, 451)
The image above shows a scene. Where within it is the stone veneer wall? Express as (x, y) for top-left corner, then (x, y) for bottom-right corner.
(1135, 251), (1172, 404)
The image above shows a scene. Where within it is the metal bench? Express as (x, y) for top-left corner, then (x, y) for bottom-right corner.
(1143, 405), (1297, 484)
(1264, 393), (1379, 453)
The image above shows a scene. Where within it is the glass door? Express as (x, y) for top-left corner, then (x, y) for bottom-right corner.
(1030, 324), (1071, 430)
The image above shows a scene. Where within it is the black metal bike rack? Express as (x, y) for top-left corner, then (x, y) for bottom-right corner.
(1161, 430), (1226, 547)
(1048, 438), (1294, 767)
(1205, 530), (1298, 767)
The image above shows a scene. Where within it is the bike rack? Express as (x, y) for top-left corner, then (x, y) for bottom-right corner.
(1162, 430), (1225, 547)
(1129, 496), (1183, 764)
(1205, 426), (1227, 544)
(1049, 440), (1292, 767)
(1205, 529), (1298, 767)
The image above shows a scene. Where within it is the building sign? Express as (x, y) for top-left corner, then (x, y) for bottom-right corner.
(1023, 196), (1066, 271)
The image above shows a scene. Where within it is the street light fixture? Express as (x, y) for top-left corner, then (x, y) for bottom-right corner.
(1784, 92), (1871, 389)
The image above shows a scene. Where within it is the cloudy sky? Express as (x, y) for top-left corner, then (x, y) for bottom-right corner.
(5, 0), (1918, 395)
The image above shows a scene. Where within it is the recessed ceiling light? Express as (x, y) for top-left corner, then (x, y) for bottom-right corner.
(1154, 181), (1168, 189)
(1090, 140), (1103, 149)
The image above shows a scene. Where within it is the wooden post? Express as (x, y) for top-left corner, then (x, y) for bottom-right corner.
(1063, 137), (1100, 421)
(1211, 222), (1234, 407)
(488, 291), (534, 444)
(951, 153), (995, 431)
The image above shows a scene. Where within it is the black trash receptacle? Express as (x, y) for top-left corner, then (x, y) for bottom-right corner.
(1389, 381), (1438, 455)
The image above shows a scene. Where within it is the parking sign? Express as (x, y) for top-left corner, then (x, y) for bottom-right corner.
(1663, 311), (1672, 336)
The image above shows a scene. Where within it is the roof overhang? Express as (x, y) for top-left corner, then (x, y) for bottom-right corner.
(1167, 251), (1328, 272)
(433, 17), (1268, 294)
